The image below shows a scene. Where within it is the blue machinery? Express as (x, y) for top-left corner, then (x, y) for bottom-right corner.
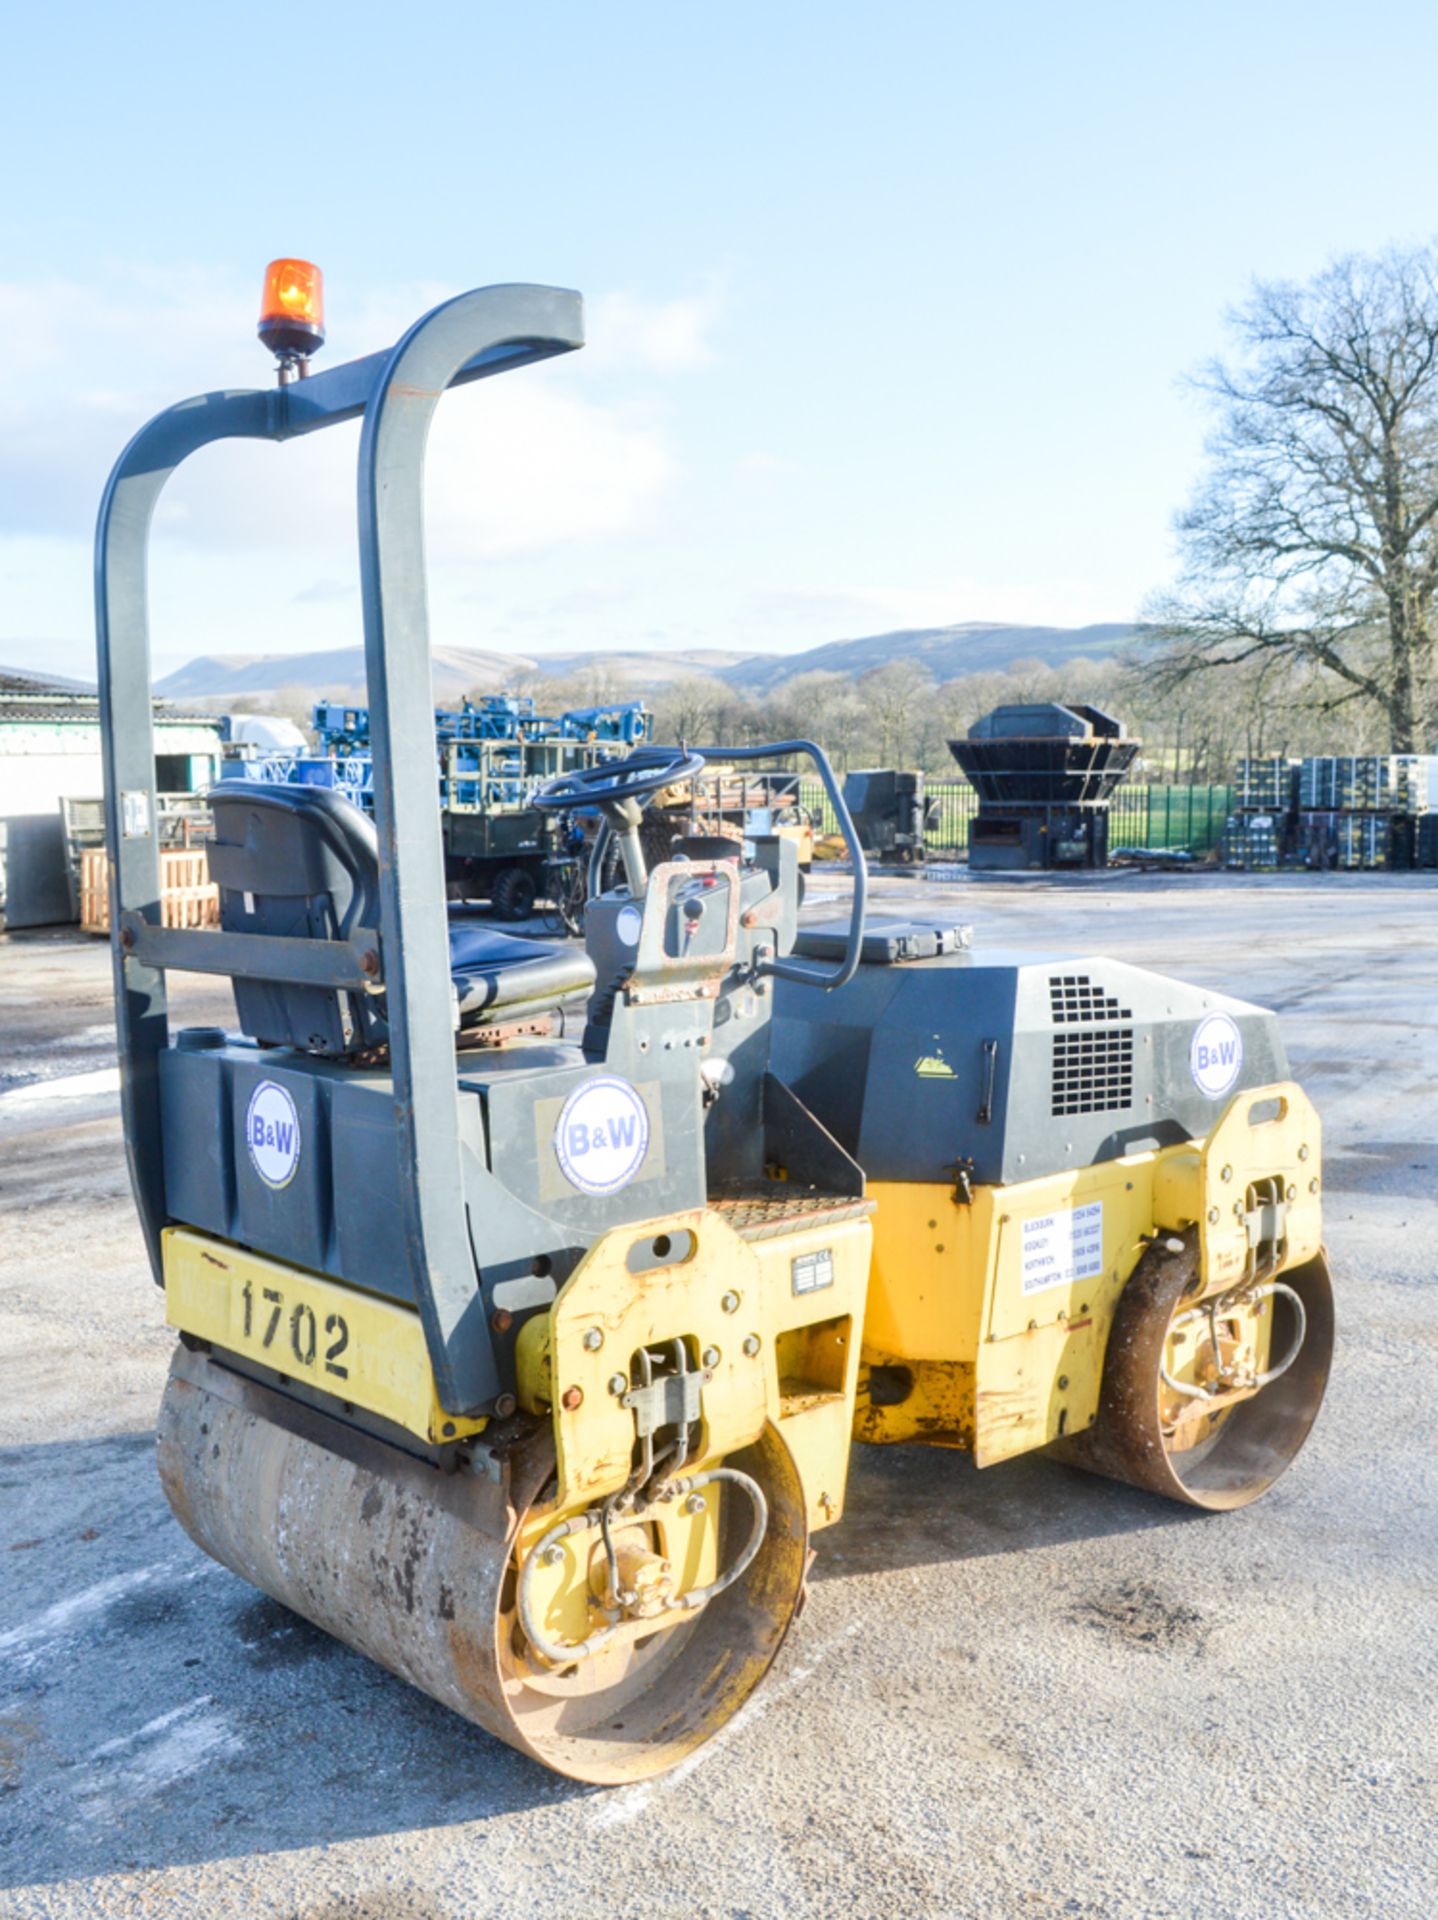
(228, 693), (652, 919)
(233, 695), (651, 813)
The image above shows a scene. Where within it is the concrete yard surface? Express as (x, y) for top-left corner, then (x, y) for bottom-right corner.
(0, 873), (1435, 1920)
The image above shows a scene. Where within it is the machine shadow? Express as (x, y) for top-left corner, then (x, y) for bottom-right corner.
(0, 1433), (585, 1892)
(0, 1427), (1193, 1891)
(815, 1437), (1197, 1582)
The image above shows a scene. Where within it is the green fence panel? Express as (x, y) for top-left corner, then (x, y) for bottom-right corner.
(796, 779), (1235, 857)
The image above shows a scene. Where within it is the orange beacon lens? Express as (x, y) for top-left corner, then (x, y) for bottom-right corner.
(258, 258), (325, 360)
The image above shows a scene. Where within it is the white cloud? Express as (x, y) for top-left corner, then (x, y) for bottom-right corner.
(737, 450), (799, 476)
(586, 287), (720, 372)
(0, 270), (704, 564)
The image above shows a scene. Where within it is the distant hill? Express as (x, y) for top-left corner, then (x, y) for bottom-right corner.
(152, 622), (1144, 706)
(527, 647), (759, 687)
(154, 644), (764, 703)
(155, 646), (530, 703)
(721, 622), (1145, 692)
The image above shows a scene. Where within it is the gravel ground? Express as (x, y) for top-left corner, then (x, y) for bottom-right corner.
(0, 873), (1434, 1920)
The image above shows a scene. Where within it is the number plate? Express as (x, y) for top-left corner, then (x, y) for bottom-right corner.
(161, 1227), (486, 1445)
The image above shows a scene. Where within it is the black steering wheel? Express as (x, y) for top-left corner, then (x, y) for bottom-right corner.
(531, 747), (706, 812)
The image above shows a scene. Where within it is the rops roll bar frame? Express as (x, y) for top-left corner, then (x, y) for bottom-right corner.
(95, 284), (584, 1414)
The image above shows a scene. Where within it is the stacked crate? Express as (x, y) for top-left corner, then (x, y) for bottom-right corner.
(1419, 814), (1438, 869)
(1221, 811), (1282, 869)
(1298, 755), (1438, 869)
(1334, 814), (1390, 870)
(1223, 758), (1298, 868)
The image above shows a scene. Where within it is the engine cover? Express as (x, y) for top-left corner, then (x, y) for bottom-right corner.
(770, 922), (1287, 1187)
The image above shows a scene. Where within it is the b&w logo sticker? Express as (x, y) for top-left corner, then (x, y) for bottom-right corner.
(554, 1076), (651, 1196)
(1190, 1012), (1244, 1099)
(246, 1080), (302, 1189)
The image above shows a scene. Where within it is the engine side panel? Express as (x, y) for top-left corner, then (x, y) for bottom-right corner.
(772, 949), (1289, 1188)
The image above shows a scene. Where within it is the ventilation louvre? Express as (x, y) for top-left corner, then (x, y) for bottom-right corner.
(1049, 974), (1132, 1025)
(1049, 973), (1135, 1115)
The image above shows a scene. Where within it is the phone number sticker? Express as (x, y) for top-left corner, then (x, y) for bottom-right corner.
(1020, 1202), (1104, 1296)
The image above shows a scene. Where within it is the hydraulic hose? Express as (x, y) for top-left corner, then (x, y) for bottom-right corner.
(516, 1467), (768, 1668)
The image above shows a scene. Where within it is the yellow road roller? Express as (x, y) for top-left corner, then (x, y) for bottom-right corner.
(95, 267), (1333, 1784)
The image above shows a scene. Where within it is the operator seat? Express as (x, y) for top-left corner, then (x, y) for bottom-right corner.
(206, 781), (595, 1056)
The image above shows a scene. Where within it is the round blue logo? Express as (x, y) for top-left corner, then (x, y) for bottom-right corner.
(1190, 1013), (1244, 1100)
(246, 1080), (302, 1189)
(554, 1076), (650, 1196)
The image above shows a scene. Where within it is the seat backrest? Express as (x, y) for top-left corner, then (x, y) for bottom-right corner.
(206, 781), (386, 1055)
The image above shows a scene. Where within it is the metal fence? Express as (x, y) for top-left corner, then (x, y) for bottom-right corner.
(798, 780), (1236, 856)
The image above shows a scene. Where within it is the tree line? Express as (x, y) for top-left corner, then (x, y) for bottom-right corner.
(489, 642), (1399, 787)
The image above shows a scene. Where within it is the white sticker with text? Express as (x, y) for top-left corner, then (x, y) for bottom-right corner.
(1020, 1201), (1104, 1296)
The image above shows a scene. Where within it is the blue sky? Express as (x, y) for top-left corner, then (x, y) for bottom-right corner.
(6, 0), (1438, 683)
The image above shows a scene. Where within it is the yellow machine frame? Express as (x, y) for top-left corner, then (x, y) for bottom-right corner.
(164, 1078), (1317, 1512)
(857, 1080), (1321, 1464)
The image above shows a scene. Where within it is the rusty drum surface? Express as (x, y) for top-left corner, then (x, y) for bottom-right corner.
(156, 1344), (808, 1782)
(1051, 1233), (1335, 1511)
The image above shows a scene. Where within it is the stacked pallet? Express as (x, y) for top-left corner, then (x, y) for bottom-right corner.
(80, 848), (219, 934)
(1300, 755), (1438, 811)
(1297, 755), (1438, 870)
(1234, 756), (1299, 813)
(1223, 758), (1298, 868)
(1221, 813), (1281, 870)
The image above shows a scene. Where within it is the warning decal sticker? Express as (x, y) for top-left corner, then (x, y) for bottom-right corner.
(792, 1248), (835, 1296)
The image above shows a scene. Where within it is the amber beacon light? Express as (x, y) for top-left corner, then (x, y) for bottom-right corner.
(258, 258), (326, 380)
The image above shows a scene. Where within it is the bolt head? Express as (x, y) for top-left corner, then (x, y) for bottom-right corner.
(582, 1327), (603, 1351)
(561, 1385), (584, 1411)
(721, 1290), (740, 1314)
(1207, 1207), (1220, 1224)
(543, 1543), (564, 1566)
(1298, 1144), (1310, 1162)
(742, 1334), (761, 1357)
(1309, 1178), (1319, 1194)
(1285, 1183), (1297, 1202)
(1221, 1164), (1233, 1182)
(701, 1346), (720, 1369)
(490, 1308), (513, 1334)
(683, 1493), (705, 1516)
(493, 1392), (517, 1419)
(607, 1373), (628, 1397)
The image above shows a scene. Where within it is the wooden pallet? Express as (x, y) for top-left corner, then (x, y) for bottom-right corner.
(81, 848), (219, 935)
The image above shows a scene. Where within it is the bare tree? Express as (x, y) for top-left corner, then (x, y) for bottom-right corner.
(649, 674), (730, 745)
(856, 659), (935, 765)
(1149, 244), (1438, 750)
